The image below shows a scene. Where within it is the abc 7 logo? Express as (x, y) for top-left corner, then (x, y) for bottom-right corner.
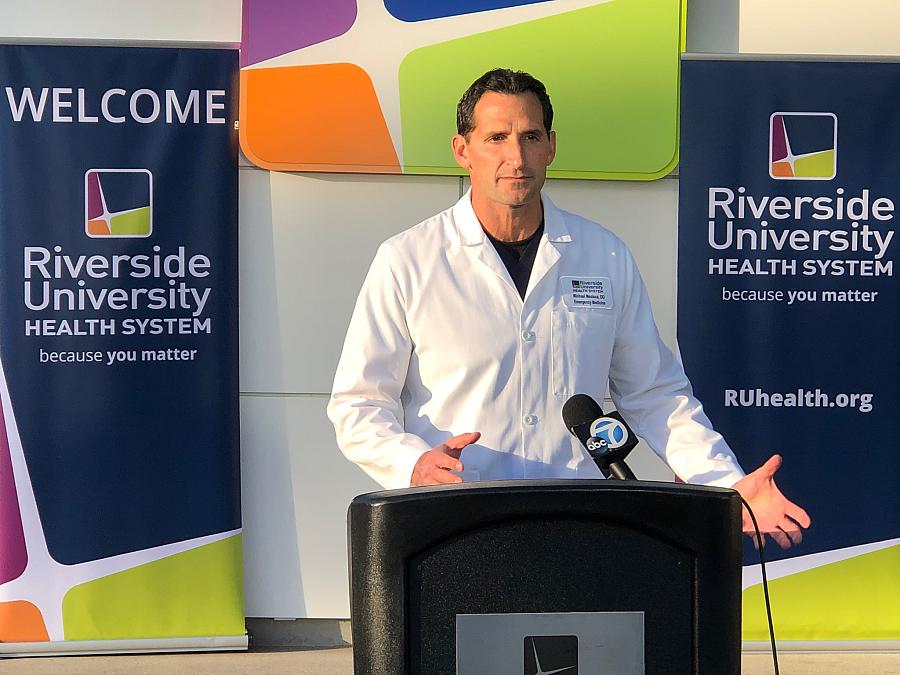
(589, 417), (628, 449)
(586, 436), (608, 452)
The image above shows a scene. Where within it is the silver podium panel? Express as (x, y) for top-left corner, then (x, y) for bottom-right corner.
(457, 611), (644, 674)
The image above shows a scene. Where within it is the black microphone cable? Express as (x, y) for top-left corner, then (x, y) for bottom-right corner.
(740, 497), (780, 675)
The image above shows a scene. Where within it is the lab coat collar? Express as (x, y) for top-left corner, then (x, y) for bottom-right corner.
(452, 189), (573, 247)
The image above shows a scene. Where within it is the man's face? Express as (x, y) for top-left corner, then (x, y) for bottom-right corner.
(452, 91), (556, 211)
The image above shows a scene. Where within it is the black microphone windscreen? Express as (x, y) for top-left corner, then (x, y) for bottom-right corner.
(562, 393), (603, 430)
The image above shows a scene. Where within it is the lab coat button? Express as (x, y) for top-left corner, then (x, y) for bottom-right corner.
(521, 330), (535, 342)
(523, 414), (538, 425)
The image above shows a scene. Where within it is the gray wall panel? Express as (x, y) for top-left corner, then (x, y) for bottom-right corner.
(239, 170), (461, 394)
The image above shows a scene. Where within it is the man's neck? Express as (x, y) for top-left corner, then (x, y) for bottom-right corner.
(471, 194), (544, 243)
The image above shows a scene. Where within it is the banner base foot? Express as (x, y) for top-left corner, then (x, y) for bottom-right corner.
(0, 635), (248, 658)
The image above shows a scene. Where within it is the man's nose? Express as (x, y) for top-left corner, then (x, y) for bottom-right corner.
(506, 139), (525, 169)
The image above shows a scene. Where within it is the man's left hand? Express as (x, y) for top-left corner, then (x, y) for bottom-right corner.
(732, 454), (811, 550)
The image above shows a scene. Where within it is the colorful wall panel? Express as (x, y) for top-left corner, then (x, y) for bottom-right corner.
(239, 0), (687, 179)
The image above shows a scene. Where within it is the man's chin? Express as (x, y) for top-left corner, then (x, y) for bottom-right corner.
(504, 191), (540, 208)
(495, 184), (541, 205)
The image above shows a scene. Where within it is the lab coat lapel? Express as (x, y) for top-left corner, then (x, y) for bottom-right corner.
(452, 191), (521, 296)
(475, 237), (520, 294)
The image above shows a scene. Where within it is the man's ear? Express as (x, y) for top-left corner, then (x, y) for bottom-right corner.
(547, 130), (557, 166)
(451, 134), (470, 170)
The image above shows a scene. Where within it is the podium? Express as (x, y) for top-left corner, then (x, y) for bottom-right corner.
(348, 480), (741, 674)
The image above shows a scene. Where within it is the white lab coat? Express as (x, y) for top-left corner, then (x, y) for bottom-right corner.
(328, 191), (745, 490)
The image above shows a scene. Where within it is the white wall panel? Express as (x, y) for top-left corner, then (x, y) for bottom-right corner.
(240, 391), (671, 620)
(0, 0), (241, 43)
(741, 0), (900, 56)
(686, 0), (739, 54)
(239, 169), (461, 394)
(627, 443), (674, 482)
(240, 394), (381, 618)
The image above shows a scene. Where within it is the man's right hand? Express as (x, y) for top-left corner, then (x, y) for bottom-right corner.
(410, 432), (481, 486)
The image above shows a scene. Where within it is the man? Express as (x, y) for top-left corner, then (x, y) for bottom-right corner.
(328, 68), (810, 548)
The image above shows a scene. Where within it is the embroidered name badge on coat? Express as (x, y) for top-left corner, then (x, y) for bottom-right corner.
(561, 276), (613, 309)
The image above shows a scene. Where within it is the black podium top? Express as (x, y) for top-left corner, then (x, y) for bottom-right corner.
(349, 480), (742, 675)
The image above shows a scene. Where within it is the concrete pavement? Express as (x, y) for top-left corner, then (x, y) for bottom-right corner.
(2, 649), (900, 674)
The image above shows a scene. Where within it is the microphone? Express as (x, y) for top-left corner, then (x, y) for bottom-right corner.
(562, 393), (638, 480)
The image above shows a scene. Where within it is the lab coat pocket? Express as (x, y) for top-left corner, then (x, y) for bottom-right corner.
(551, 308), (615, 398)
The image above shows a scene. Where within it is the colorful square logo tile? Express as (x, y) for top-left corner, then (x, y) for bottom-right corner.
(769, 112), (837, 180)
(85, 169), (153, 238)
(239, 0), (687, 180)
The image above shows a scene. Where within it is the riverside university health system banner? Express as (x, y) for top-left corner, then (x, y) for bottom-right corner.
(0, 46), (243, 653)
(679, 59), (899, 642)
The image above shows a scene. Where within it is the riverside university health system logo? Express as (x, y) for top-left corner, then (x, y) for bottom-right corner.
(769, 112), (838, 180)
(85, 168), (153, 237)
(524, 634), (578, 675)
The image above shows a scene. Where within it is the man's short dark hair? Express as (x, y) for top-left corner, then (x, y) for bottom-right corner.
(456, 68), (553, 138)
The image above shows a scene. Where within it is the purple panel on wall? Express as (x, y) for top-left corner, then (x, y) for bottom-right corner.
(241, 0), (358, 67)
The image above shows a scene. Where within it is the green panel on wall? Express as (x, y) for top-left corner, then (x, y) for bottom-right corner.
(400, 0), (684, 180)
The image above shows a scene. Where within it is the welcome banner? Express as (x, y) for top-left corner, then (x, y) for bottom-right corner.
(0, 45), (243, 654)
(678, 58), (899, 642)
